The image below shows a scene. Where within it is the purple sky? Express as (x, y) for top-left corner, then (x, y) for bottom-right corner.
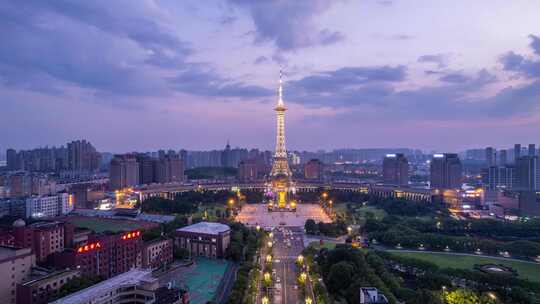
(1, 0), (540, 153)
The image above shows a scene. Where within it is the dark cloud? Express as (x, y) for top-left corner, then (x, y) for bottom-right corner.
(530, 34), (540, 55)
(170, 68), (273, 98)
(285, 65), (534, 121)
(228, 0), (344, 50)
(289, 66), (406, 94)
(254, 56), (268, 65)
(418, 54), (448, 68)
(499, 35), (540, 78)
(0, 1), (269, 100)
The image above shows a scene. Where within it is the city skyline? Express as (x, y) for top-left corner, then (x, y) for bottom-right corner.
(2, 1), (540, 153)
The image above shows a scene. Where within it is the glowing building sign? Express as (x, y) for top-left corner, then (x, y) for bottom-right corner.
(77, 242), (102, 253)
(121, 230), (141, 240)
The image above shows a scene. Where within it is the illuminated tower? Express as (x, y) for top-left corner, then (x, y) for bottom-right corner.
(270, 70), (292, 178)
(270, 71), (292, 209)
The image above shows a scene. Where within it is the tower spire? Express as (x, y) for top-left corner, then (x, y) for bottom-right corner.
(278, 69), (284, 107)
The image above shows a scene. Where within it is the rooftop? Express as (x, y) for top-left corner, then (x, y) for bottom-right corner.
(176, 222), (230, 235)
(50, 269), (155, 304)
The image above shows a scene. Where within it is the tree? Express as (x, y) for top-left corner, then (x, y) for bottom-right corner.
(305, 219), (318, 234)
(326, 261), (354, 294)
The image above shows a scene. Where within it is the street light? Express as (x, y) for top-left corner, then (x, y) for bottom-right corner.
(322, 192), (328, 199)
(266, 254), (272, 263)
(297, 254), (304, 264)
(267, 241), (273, 248)
(487, 292), (497, 300)
(347, 226), (353, 234)
(305, 297), (313, 304)
(228, 198), (234, 207)
(262, 296), (269, 304)
(256, 225), (261, 231)
(299, 272), (307, 283)
(264, 272), (271, 283)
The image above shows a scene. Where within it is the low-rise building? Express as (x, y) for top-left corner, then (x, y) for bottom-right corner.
(359, 287), (389, 304)
(142, 237), (173, 269)
(16, 268), (80, 304)
(175, 222), (230, 259)
(13, 221), (66, 263)
(26, 193), (72, 218)
(0, 246), (35, 304)
(53, 230), (142, 279)
(49, 269), (157, 304)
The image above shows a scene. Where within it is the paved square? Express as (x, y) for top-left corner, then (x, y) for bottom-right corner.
(235, 203), (331, 227)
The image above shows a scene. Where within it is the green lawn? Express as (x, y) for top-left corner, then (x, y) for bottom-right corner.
(391, 251), (540, 283)
(353, 205), (387, 219)
(66, 217), (147, 233)
(309, 241), (337, 250)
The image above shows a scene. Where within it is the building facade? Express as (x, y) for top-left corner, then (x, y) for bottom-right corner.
(382, 154), (409, 186)
(17, 269), (80, 304)
(175, 222), (230, 259)
(53, 230), (142, 279)
(142, 238), (173, 269)
(304, 159), (324, 181)
(109, 154), (140, 190)
(0, 246), (35, 304)
(430, 153), (462, 189)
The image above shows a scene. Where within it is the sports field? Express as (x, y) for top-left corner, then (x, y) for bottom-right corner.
(63, 216), (156, 233)
(391, 251), (540, 283)
(175, 258), (230, 304)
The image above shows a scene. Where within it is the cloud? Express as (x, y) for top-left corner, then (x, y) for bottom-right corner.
(530, 34), (540, 56)
(254, 56), (268, 65)
(418, 54), (448, 68)
(170, 68), (273, 98)
(499, 35), (540, 78)
(285, 65), (536, 121)
(0, 1), (270, 101)
(228, 0), (344, 50)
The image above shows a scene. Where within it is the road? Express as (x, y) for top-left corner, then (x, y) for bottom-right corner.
(271, 226), (307, 304)
(236, 204), (331, 227)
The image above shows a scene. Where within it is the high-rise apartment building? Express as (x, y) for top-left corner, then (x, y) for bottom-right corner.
(382, 154), (409, 186)
(485, 147), (496, 167)
(514, 144), (522, 162)
(67, 140), (100, 172)
(109, 154), (140, 190)
(155, 153), (184, 183)
(516, 156), (540, 191)
(529, 144), (537, 156)
(430, 153), (463, 189)
(499, 149), (508, 166)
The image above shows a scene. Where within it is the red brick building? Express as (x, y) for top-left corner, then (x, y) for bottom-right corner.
(142, 237), (173, 269)
(53, 230), (142, 279)
(13, 221), (66, 263)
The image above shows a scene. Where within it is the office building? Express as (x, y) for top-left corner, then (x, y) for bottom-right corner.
(53, 230), (142, 279)
(0, 246), (35, 304)
(109, 154), (140, 190)
(175, 222), (230, 259)
(430, 153), (462, 189)
(304, 159), (324, 181)
(142, 237), (173, 269)
(26, 193), (72, 218)
(382, 154), (409, 186)
(16, 269), (80, 304)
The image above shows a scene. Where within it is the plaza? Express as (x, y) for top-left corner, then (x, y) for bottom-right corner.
(235, 203), (331, 227)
